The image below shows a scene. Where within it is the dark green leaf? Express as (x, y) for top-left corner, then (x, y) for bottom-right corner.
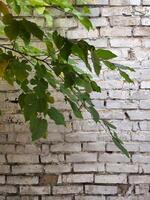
(22, 19), (44, 40)
(112, 132), (130, 158)
(4, 21), (19, 41)
(91, 81), (101, 92)
(119, 70), (134, 83)
(30, 117), (48, 141)
(96, 49), (117, 60)
(91, 49), (101, 75)
(87, 106), (100, 123)
(48, 107), (65, 125)
(103, 61), (117, 70)
(11, 60), (28, 82)
(69, 100), (83, 119)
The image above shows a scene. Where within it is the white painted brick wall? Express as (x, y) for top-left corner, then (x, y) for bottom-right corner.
(1, 1), (150, 199)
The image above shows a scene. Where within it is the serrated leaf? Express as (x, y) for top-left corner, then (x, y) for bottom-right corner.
(48, 107), (65, 125)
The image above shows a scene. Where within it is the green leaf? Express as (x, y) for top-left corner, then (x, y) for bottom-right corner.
(37, 98), (48, 113)
(4, 21), (19, 41)
(103, 120), (117, 130)
(44, 10), (53, 26)
(119, 70), (134, 83)
(48, 107), (65, 125)
(87, 106), (100, 123)
(11, 60), (28, 82)
(82, 6), (91, 14)
(22, 19), (44, 40)
(78, 16), (93, 30)
(116, 64), (135, 72)
(91, 49), (101, 75)
(18, 93), (26, 109)
(29, 0), (48, 6)
(72, 42), (91, 71)
(30, 117), (48, 141)
(96, 49), (117, 60)
(112, 132), (130, 158)
(91, 81), (101, 92)
(103, 61), (116, 70)
(35, 6), (45, 14)
(69, 101), (83, 119)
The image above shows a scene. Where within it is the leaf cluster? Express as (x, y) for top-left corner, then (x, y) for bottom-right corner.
(0, 0), (135, 157)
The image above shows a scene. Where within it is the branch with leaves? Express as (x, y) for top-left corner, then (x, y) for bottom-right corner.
(0, 0), (135, 157)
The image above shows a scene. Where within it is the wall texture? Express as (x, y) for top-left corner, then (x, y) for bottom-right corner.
(1, 0), (150, 199)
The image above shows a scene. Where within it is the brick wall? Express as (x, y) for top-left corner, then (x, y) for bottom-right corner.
(0, 0), (150, 199)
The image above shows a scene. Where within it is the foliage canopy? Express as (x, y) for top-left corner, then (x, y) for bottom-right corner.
(0, 0), (135, 157)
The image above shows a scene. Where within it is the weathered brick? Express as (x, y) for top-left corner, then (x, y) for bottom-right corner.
(63, 174), (93, 183)
(99, 153), (130, 163)
(51, 143), (81, 152)
(110, 16), (140, 26)
(85, 185), (117, 195)
(44, 164), (71, 174)
(54, 18), (77, 28)
(90, 18), (108, 27)
(73, 163), (105, 172)
(42, 197), (72, 200)
(134, 27), (150, 36)
(0, 165), (10, 174)
(53, 185), (83, 195)
(127, 111), (150, 120)
(132, 154), (150, 163)
(110, 0), (141, 5)
(95, 174), (127, 184)
(7, 176), (38, 185)
(101, 27), (132, 37)
(41, 154), (64, 163)
(7, 154), (39, 164)
(75, 196), (105, 200)
(65, 132), (98, 142)
(0, 186), (17, 194)
(83, 142), (105, 151)
(20, 186), (50, 195)
(101, 6), (132, 16)
(143, 0), (150, 5)
(12, 165), (43, 174)
(110, 38), (141, 48)
(67, 29), (99, 39)
(129, 175), (150, 184)
(66, 153), (97, 163)
(106, 163), (138, 173)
